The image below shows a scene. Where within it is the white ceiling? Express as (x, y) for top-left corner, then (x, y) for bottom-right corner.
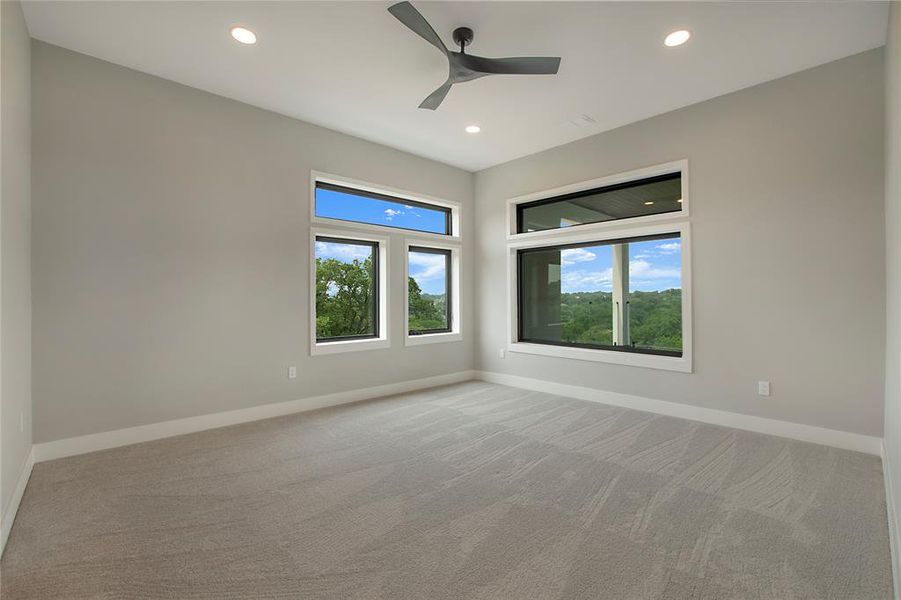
(23, 1), (888, 172)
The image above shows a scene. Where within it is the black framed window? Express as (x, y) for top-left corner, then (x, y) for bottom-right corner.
(315, 236), (379, 342)
(316, 182), (452, 235)
(518, 232), (682, 357)
(517, 172), (682, 234)
(408, 246), (451, 335)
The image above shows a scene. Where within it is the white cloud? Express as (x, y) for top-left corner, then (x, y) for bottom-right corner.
(561, 247), (596, 266)
(384, 208), (404, 221)
(629, 259), (681, 280)
(656, 241), (681, 255)
(562, 267), (613, 291)
(315, 241), (372, 262)
(409, 251), (446, 281)
(559, 257), (680, 293)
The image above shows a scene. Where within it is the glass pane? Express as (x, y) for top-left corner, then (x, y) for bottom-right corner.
(408, 248), (450, 333)
(520, 244), (614, 347)
(518, 173), (681, 233)
(519, 233), (682, 357)
(627, 236), (682, 354)
(316, 183), (450, 235)
(315, 238), (377, 341)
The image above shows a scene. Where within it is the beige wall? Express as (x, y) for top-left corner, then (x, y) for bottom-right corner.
(30, 40), (888, 445)
(1, 0), (33, 519)
(475, 49), (885, 437)
(31, 42), (474, 443)
(883, 0), (901, 587)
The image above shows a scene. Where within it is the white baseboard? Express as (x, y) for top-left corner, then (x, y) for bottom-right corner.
(476, 371), (882, 455)
(33, 370), (476, 463)
(1, 446), (35, 557)
(884, 442), (901, 600)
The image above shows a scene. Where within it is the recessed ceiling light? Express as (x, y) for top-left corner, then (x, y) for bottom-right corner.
(664, 30), (691, 47)
(230, 26), (257, 45)
(465, 125), (481, 134)
(644, 201), (654, 206)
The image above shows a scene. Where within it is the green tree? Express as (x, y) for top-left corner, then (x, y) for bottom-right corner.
(315, 256), (375, 339)
(409, 277), (446, 332)
(557, 289), (681, 352)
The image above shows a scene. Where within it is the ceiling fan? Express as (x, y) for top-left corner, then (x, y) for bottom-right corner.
(388, 1), (562, 110)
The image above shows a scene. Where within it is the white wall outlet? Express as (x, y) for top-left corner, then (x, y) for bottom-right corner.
(758, 381), (771, 396)
(499, 348), (505, 359)
(288, 366), (297, 379)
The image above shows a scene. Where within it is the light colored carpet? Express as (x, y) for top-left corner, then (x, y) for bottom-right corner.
(0, 381), (893, 599)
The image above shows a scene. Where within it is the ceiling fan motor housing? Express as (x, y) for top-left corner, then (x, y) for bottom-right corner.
(452, 27), (474, 51)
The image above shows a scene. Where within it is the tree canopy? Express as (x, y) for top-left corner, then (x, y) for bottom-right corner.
(315, 255), (447, 338)
(315, 256), (376, 339)
(409, 277), (447, 332)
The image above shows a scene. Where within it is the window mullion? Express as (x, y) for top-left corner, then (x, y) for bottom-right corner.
(612, 243), (630, 347)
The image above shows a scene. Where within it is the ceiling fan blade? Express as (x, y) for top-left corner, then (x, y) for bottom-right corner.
(388, 1), (447, 55)
(465, 55), (561, 76)
(418, 80), (453, 110)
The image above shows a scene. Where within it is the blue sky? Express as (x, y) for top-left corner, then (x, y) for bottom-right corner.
(561, 238), (681, 293)
(316, 188), (446, 234)
(315, 240), (447, 295)
(408, 251), (447, 295)
(315, 240), (372, 264)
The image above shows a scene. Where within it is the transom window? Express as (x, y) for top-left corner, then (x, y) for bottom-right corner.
(315, 181), (452, 235)
(518, 232), (683, 357)
(517, 172), (682, 234)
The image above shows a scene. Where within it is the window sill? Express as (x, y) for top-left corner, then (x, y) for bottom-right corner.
(311, 337), (390, 356)
(405, 332), (462, 347)
(507, 342), (691, 373)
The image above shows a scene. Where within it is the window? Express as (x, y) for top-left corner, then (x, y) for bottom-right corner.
(314, 236), (379, 343)
(518, 233), (682, 357)
(310, 173), (462, 355)
(507, 161), (690, 371)
(408, 247), (451, 334)
(517, 172), (682, 234)
(315, 181), (452, 235)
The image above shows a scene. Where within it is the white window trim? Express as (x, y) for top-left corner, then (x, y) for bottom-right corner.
(506, 159), (689, 241)
(505, 175), (692, 373)
(310, 227), (390, 356)
(404, 239), (462, 347)
(311, 170), (462, 241)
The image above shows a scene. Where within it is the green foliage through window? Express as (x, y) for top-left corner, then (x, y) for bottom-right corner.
(409, 277), (447, 332)
(560, 290), (681, 352)
(315, 238), (377, 341)
(408, 247), (450, 334)
(519, 233), (682, 356)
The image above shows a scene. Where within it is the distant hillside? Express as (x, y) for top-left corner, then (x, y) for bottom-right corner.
(560, 289), (681, 352)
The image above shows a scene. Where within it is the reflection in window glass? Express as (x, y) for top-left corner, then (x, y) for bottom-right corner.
(315, 237), (378, 342)
(408, 247), (451, 334)
(517, 173), (682, 233)
(519, 245), (614, 347)
(316, 182), (451, 235)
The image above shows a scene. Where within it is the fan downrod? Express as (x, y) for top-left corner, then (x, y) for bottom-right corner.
(452, 27), (474, 52)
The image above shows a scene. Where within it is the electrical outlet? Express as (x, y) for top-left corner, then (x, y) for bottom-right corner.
(288, 366), (297, 380)
(499, 348), (505, 359)
(758, 381), (771, 397)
